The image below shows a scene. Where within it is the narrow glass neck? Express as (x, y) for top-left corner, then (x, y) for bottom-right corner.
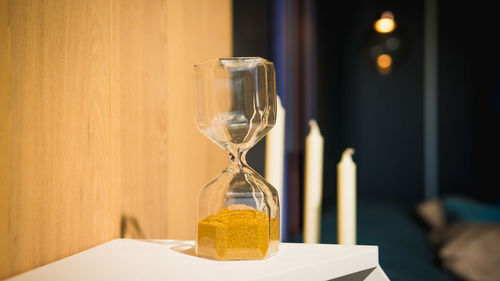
(229, 148), (248, 170)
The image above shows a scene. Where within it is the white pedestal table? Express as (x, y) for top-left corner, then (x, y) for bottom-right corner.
(7, 239), (390, 281)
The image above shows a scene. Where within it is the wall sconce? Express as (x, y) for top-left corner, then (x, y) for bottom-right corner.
(374, 11), (396, 34)
(368, 11), (404, 76)
(376, 53), (392, 75)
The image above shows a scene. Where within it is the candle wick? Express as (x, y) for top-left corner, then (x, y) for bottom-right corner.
(341, 148), (355, 162)
(308, 119), (322, 137)
(308, 119), (318, 130)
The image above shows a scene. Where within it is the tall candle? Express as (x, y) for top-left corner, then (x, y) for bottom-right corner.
(337, 148), (356, 245)
(265, 96), (286, 238)
(303, 120), (324, 244)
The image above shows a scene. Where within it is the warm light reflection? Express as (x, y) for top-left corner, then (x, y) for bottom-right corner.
(374, 11), (395, 33)
(377, 54), (392, 69)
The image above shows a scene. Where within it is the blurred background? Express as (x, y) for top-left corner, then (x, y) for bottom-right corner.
(2, 0), (500, 280)
(236, 0), (500, 280)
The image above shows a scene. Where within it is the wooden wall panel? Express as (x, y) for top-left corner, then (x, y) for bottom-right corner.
(1, 0), (11, 277)
(0, 0), (231, 278)
(164, 0), (231, 239)
(2, 1), (116, 278)
(111, 0), (170, 240)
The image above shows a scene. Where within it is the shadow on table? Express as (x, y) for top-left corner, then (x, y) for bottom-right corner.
(138, 239), (198, 258)
(171, 243), (196, 257)
(139, 239), (186, 245)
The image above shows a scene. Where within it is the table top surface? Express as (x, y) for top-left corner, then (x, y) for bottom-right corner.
(7, 239), (380, 281)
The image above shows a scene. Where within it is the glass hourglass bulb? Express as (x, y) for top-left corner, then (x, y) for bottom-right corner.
(194, 57), (280, 260)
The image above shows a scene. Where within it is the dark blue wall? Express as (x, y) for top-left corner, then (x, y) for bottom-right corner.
(234, 0), (500, 209)
(438, 0), (500, 202)
(318, 0), (424, 206)
(318, 0), (500, 206)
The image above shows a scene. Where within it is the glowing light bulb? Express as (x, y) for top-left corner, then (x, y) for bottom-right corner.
(377, 54), (392, 69)
(374, 11), (395, 33)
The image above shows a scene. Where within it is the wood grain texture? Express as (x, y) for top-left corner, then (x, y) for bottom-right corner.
(0, 0), (231, 278)
(5, 0), (115, 278)
(1, 0), (11, 277)
(164, 0), (231, 239)
(111, 0), (170, 241)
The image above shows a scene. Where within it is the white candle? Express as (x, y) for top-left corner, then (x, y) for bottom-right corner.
(265, 96), (286, 237)
(337, 148), (356, 245)
(303, 120), (324, 244)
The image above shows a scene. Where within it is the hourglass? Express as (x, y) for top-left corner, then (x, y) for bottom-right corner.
(194, 57), (280, 260)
